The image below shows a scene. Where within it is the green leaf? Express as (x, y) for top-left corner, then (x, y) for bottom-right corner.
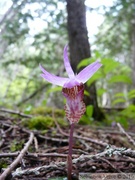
(77, 58), (93, 69)
(87, 70), (103, 86)
(112, 98), (126, 105)
(114, 92), (125, 98)
(118, 118), (128, 129)
(126, 105), (135, 111)
(86, 105), (93, 117)
(84, 90), (90, 96)
(120, 105), (135, 119)
(128, 89), (135, 99)
(108, 75), (132, 84)
(101, 58), (120, 74)
(97, 88), (107, 96)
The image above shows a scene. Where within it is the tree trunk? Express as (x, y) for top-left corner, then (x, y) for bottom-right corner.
(66, 0), (104, 120)
(131, 20), (135, 104)
(0, 0), (28, 59)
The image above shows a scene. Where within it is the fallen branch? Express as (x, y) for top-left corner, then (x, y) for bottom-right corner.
(0, 108), (32, 118)
(74, 134), (108, 147)
(0, 132), (34, 180)
(54, 116), (108, 148)
(117, 123), (135, 146)
(0, 152), (78, 158)
(121, 148), (135, 158)
(72, 146), (127, 164)
(38, 134), (68, 143)
(98, 157), (122, 173)
(12, 162), (66, 178)
(12, 146), (135, 178)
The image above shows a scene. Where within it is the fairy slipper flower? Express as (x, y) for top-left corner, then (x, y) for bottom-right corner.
(40, 45), (102, 124)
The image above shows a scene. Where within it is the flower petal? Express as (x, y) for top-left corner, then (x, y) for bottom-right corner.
(76, 60), (102, 83)
(63, 78), (80, 88)
(40, 64), (68, 86)
(64, 100), (86, 124)
(63, 45), (75, 78)
(62, 83), (86, 124)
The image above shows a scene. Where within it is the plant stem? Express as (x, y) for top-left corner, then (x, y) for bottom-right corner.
(67, 123), (75, 180)
(69, 123), (75, 157)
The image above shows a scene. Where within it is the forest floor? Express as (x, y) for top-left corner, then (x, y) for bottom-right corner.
(0, 109), (135, 180)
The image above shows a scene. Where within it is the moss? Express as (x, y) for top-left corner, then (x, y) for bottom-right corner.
(22, 106), (68, 130)
(31, 106), (65, 117)
(54, 109), (65, 117)
(26, 116), (55, 130)
(24, 116), (68, 130)
(10, 139), (25, 152)
(31, 107), (52, 116)
(0, 159), (8, 168)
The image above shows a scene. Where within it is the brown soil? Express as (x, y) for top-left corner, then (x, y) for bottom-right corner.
(0, 115), (135, 180)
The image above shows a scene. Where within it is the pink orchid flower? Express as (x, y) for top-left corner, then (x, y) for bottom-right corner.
(40, 45), (102, 124)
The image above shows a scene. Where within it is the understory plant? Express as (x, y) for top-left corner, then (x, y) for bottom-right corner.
(40, 45), (102, 179)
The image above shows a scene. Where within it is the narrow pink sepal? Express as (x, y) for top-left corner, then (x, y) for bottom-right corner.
(40, 64), (68, 86)
(76, 61), (102, 83)
(63, 45), (75, 78)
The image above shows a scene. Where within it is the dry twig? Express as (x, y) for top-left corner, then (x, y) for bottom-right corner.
(117, 123), (135, 146)
(0, 152), (78, 158)
(12, 146), (135, 178)
(0, 132), (34, 180)
(54, 116), (108, 148)
(0, 108), (32, 118)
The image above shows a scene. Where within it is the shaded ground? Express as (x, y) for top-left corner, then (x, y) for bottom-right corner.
(0, 110), (135, 180)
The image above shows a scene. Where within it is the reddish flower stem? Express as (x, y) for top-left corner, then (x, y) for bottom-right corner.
(69, 123), (75, 156)
(67, 123), (75, 180)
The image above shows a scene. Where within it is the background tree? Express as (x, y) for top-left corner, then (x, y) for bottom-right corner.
(0, 0), (104, 121)
(0, 0), (67, 107)
(66, 0), (104, 120)
(2, 0), (134, 123)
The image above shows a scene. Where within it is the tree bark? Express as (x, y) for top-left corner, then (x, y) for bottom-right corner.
(131, 20), (135, 104)
(66, 0), (104, 120)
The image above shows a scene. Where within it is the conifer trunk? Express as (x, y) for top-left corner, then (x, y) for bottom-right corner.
(131, 20), (135, 104)
(66, 0), (104, 120)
